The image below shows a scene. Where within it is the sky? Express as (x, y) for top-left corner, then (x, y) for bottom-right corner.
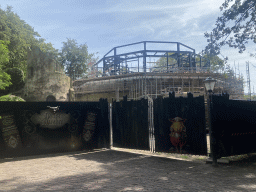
(1, 0), (256, 94)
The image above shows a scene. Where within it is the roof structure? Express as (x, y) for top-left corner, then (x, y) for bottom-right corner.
(93, 41), (209, 77)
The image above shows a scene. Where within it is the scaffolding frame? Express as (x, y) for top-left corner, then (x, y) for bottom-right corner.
(73, 41), (244, 101)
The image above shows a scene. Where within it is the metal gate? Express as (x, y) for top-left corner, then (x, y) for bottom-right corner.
(112, 96), (149, 150)
(153, 92), (207, 155)
(148, 96), (155, 153)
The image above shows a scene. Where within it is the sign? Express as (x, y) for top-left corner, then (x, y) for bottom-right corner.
(169, 117), (187, 153)
(0, 114), (22, 149)
(30, 109), (70, 129)
(83, 112), (96, 141)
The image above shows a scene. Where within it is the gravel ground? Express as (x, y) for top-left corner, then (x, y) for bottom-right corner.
(0, 147), (256, 192)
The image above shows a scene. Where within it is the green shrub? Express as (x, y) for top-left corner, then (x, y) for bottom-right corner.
(5, 68), (25, 92)
(0, 94), (25, 101)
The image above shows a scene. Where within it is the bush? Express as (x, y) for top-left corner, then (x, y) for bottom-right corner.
(5, 67), (25, 92)
(0, 94), (25, 101)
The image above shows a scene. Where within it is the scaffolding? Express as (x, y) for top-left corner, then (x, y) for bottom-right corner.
(74, 70), (243, 101)
(73, 41), (244, 101)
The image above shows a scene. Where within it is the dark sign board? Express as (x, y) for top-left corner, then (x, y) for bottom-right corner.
(0, 114), (22, 149)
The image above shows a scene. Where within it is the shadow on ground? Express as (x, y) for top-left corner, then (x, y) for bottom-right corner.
(227, 153), (256, 167)
(0, 149), (256, 191)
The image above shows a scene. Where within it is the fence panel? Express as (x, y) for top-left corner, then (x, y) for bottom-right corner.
(211, 95), (256, 158)
(112, 97), (149, 150)
(0, 100), (109, 158)
(154, 93), (207, 155)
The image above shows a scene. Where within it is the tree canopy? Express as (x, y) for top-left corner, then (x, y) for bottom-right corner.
(0, 40), (11, 90)
(153, 53), (225, 72)
(152, 53), (178, 72)
(195, 54), (225, 72)
(60, 38), (94, 81)
(0, 5), (96, 95)
(204, 0), (256, 55)
(0, 6), (58, 77)
(0, 5), (60, 97)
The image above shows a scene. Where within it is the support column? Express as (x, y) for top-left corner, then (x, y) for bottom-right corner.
(114, 48), (117, 75)
(125, 56), (128, 74)
(200, 56), (202, 68)
(103, 57), (106, 75)
(189, 53), (192, 71)
(138, 57), (139, 72)
(143, 42), (147, 73)
(193, 49), (196, 70)
(177, 43), (181, 68)
(167, 52), (169, 72)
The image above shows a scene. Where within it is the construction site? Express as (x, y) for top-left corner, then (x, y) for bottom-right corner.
(73, 41), (244, 101)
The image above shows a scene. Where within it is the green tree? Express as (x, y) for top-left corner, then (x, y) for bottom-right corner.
(0, 40), (11, 90)
(36, 38), (59, 58)
(0, 6), (40, 75)
(222, 63), (235, 79)
(153, 53), (177, 72)
(0, 6), (58, 77)
(60, 38), (94, 80)
(0, 40), (24, 96)
(3, 67), (24, 93)
(195, 54), (225, 72)
(204, 0), (256, 54)
(154, 53), (225, 72)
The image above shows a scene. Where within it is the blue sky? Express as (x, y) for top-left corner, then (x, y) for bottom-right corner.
(1, 0), (256, 94)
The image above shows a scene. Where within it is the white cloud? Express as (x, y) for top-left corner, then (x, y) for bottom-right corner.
(103, 0), (224, 44)
(104, 3), (191, 13)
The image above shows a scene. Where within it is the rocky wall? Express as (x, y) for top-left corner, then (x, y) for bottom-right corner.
(23, 46), (71, 102)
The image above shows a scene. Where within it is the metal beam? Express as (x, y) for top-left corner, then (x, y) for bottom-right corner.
(114, 41), (180, 49)
(103, 48), (114, 57)
(114, 48), (117, 75)
(103, 57), (106, 74)
(144, 41), (179, 44)
(114, 41), (144, 49)
(95, 41), (200, 76)
(179, 43), (194, 51)
(102, 50), (192, 59)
